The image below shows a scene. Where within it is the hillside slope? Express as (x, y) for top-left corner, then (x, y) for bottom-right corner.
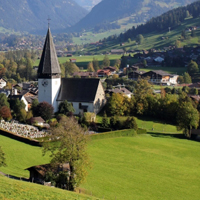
(73, 0), (197, 31)
(0, 175), (95, 200)
(0, 0), (88, 34)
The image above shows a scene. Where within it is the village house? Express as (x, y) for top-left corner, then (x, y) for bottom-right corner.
(0, 78), (6, 88)
(141, 70), (179, 85)
(97, 69), (111, 77)
(106, 87), (132, 98)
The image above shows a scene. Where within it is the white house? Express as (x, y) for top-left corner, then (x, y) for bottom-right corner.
(0, 78), (6, 88)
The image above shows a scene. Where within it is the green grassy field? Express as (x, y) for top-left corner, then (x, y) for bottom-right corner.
(0, 175), (97, 200)
(0, 122), (199, 200)
(34, 54), (122, 69)
(81, 134), (200, 200)
(0, 135), (50, 178)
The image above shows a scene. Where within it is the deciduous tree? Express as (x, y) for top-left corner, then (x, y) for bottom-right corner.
(36, 101), (54, 121)
(187, 60), (199, 75)
(43, 116), (89, 191)
(176, 102), (199, 136)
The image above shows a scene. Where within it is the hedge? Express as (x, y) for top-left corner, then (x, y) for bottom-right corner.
(90, 129), (137, 140)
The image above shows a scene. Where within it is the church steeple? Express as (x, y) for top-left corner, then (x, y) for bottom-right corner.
(38, 28), (61, 79)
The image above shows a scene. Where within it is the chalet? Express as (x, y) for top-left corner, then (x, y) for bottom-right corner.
(103, 66), (117, 74)
(141, 70), (179, 85)
(0, 78), (6, 88)
(128, 71), (145, 80)
(97, 69), (111, 77)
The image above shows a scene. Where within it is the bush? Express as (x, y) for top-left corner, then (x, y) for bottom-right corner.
(123, 117), (138, 130)
(137, 128), (147, 134)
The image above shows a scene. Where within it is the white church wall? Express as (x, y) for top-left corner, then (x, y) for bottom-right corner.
(38, 78), (61, 113)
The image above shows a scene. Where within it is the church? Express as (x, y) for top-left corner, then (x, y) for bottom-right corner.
(38, 28), (106, 115)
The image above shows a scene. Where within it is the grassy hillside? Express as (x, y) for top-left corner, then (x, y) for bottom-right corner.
(86, 16), (200, 53)
(0, 135), (49, 178)
(81, 134), (200, 200)
(0, 175), (96, 200)
(0, 122), (199, 199)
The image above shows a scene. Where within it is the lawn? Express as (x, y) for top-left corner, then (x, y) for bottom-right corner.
(0, 135), (50, 178)
(0, 175), (97, 200)
(81, 134), (200, 200)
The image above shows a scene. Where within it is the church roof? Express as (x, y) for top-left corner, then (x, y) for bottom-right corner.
(57, 78), (100, 102)
(38, 28), (61, 78)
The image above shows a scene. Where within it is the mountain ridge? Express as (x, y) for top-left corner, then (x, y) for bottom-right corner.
(73, 0), (198, 31)
(0, 0), (88, 34)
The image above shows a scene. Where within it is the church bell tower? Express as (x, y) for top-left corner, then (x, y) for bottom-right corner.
(37, 28), (61, 112)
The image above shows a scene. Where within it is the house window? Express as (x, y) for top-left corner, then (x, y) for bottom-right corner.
(79, 103), (82, 109)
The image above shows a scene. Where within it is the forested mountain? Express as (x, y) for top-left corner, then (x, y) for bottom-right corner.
(73, 0), (197, 31)
(0, 0), (88, 34)
(117, 0), (200, 42)
(74, 0), (101, 10)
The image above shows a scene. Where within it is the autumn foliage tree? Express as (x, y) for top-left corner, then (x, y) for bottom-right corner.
(0, 106), (12, 121)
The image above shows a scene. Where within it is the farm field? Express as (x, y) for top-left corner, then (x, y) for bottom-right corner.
(81, 134), (200, 200)
(0, 175), (96, 200)
(34, 54), (122, 69)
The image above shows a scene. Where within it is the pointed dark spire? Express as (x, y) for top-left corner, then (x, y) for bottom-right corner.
(38, 28), (61, 79)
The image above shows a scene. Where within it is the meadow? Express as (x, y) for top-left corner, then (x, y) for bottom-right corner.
(0, 120), (199, 200)
(81, 134), (200, 200)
